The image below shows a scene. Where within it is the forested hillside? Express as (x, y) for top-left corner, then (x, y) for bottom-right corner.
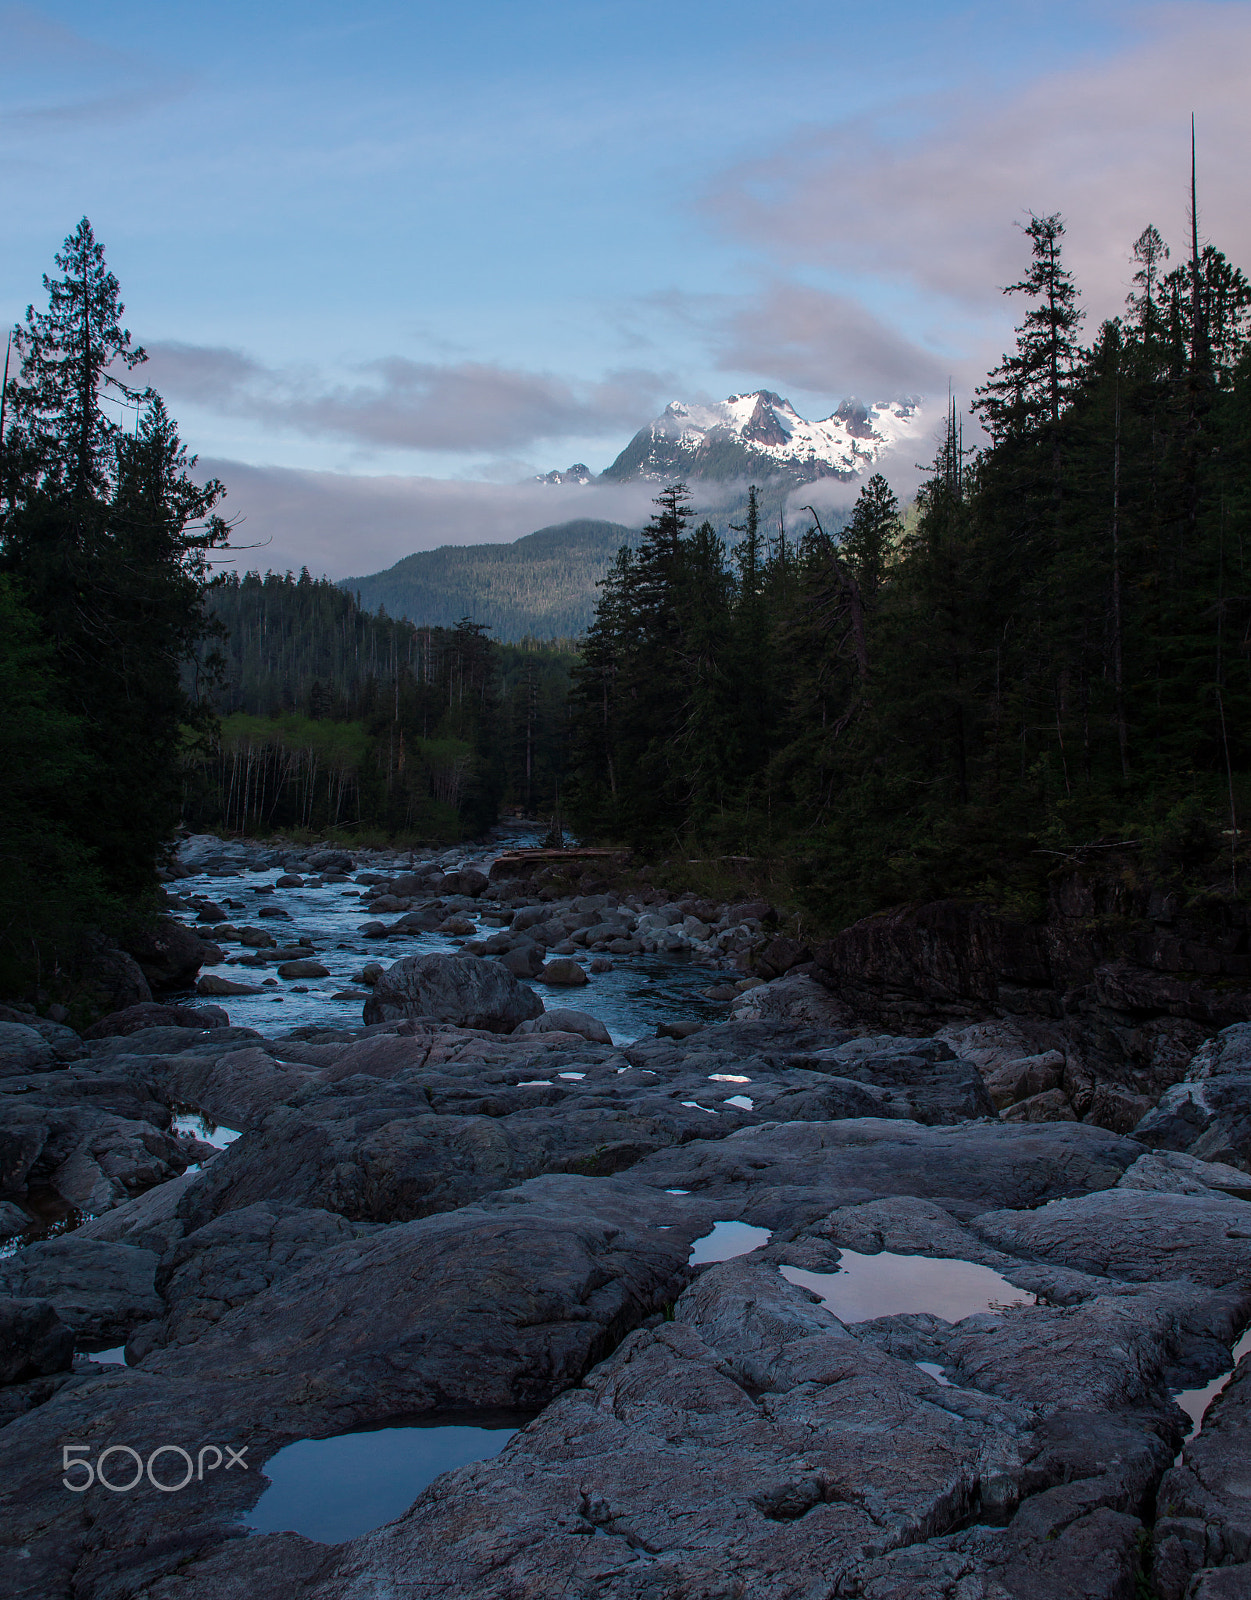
(342, 518), (637, 639)
(185, 570), (574, 840)
(568, 211), (1251, 929)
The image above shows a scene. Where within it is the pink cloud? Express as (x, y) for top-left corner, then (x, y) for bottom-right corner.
(142, 341), (670, 455)
(705, 6), (1251, 326)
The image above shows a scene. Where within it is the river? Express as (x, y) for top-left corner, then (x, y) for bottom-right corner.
(174, 826), (731, 1044)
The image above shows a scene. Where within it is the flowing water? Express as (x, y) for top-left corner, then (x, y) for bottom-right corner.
(176, 833), (728, 1044)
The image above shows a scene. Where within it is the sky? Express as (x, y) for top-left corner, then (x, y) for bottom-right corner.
(3, 0), (1250, 576)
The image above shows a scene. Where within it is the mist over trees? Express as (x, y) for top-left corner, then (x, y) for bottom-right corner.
(567, 207), (1251, 925)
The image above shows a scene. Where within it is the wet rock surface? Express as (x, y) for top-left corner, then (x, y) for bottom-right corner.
(3, 832), (1251, 1599)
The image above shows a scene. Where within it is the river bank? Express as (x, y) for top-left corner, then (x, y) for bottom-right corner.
(0, 830), (1250, 1597)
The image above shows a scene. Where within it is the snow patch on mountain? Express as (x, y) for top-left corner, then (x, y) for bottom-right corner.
(604, 391), (923, 484)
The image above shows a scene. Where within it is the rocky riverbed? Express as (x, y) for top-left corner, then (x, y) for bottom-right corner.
(1, 831), (1250, 1597)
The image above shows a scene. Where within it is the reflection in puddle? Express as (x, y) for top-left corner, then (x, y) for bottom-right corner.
(246, 1418), (526, 1544)
(680, 1100), (718, 1114)
(87, 1345), (127, 1365)
(780, 1252), (1034, 1324)
(171, 1109), (242, 1150)
(915, 1360), (953, 1387)
(708, 1074), (750, 1083)
(0, 1205), (95, 1261)
(1174, 1327), (1251, 1444)
(689, 1220), (772, 1265)
(557, 1072), (585, 1080)
(725, 1094), (753, 1110)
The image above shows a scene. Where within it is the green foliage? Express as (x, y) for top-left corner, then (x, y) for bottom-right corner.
(186, 571), (577, 837)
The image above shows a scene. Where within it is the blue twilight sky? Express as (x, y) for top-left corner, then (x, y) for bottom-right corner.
(3, 0), (1250, 574)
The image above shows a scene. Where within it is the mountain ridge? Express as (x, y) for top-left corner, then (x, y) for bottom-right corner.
(341, 519), (639, 641)
(344, 390), (918, 638)
(598, 389), (922, 487)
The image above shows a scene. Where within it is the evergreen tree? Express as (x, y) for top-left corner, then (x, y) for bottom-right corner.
(0, 576), (100, 991)
(976, 213), (1084, 444)
(4, 218), (146, 499)
(1, 221), (228, 901)
(839, 473), (899, 603)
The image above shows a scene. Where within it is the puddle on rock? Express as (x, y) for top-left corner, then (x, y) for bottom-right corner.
(246, 1415), (529, 1544)
(0, 1204), (96, 1261)
(171, 1108), (242, 1149)
(724, 1094), (753, 1110)
(689, 1220), (772, 1265)
(915, 1360), (953, 1387)
(1173, 1327), (1251, 1449)
(781, 1252), (1034, 1324)
(708, 1074), (750, 1084)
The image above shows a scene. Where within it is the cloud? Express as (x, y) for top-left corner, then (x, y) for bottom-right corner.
(0, 4), (191, 127)
(142, 341), (670, 455)
(0, 3), (126, 68)
(711, 281), (949, 399)
(199, 459), (665, 579)
(705, 6), (1251, 326)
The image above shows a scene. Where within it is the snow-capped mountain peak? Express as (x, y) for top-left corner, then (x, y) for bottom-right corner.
(535, 463), (593, 486)
(602, 391), (921, 486)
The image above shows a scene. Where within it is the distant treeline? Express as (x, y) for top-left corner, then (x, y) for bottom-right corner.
(569, 211), (1251, 927)
(185, 570), (575, 838)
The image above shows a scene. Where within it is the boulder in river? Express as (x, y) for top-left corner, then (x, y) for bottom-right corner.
(539, 957), (589, 986)
(1132, 1019), (1251, 1170)
(196, 975), (263, 997)
(499, 942), (544, 980)
(276, 959), (330, 980)
(123, 916), (219, 990)
(362, 953), (544, 1032)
